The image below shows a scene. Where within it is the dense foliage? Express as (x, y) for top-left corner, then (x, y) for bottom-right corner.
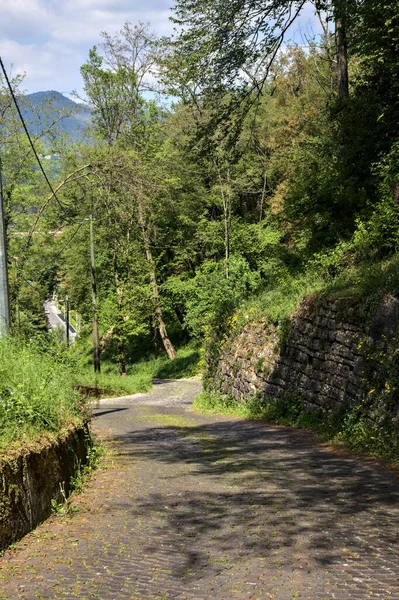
(0, 4), (398, 383)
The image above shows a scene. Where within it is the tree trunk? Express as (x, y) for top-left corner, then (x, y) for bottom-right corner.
(117, 337), (127, 376)
(217, 166), (230, 280)
(149, 317), (163, 355)
(335, 2), (349, 98)
(112, 251), (127, 376)
(90, 214), (101, 374)
(259, 169), (267, 223)
(174, 305), (185, 326)
(137, 197), (177, 360)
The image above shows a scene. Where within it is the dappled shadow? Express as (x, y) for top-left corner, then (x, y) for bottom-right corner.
(101, 414), (399, 588)
(153, 350), (200, 380)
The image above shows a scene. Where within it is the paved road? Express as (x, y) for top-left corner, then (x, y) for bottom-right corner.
(45, 301), (76, 341)
(1, 379), (399, 599)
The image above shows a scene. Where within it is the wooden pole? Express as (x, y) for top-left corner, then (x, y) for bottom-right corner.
(65, 295), (70, 347)
(0, 158), (10, 335)
(90, 214), (100, 373)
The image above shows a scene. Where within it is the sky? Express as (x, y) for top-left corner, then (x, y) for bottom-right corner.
(0, 0), (322, 98)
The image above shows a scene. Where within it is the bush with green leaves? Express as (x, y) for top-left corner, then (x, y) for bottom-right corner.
(353, 200), (399, 261)
(167, 256), (261, 338)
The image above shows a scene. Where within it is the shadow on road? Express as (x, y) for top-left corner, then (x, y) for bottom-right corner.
(103, 416), (399, 583)
(92, 407), (129, 418)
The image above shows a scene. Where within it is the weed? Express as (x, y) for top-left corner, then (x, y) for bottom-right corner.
(51, 483), (78, 516)
(70, 432), (105, 494)
(254, 357), (265, 372)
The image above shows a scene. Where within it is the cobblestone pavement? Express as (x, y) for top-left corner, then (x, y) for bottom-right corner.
(2, 378), (399, 599)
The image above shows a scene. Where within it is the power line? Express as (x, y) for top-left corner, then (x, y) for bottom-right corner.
(48, 221), (86, 264)
(0, 56), (77, 224)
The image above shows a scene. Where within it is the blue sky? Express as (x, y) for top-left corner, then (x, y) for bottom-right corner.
(0, 1), (322, 97)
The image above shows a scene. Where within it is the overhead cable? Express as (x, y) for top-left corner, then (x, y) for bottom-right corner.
(0, 56), (77, 223)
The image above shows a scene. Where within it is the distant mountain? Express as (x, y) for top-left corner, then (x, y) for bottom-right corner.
(23, 91), (92, 142)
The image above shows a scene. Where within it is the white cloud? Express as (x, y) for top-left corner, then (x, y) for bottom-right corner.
(0, 0), (175, 93)
(0, 1), (322, 95)
(3, 0), (48, 20)
(0, 0), (50, 44)
(51, 9), (171, 45)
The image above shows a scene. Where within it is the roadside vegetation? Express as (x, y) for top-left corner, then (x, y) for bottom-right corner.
(0, 3), (399, 453)
(73, 341), (200, 398)
(0, 337), (85, 452)
(193, 392), (399, 465)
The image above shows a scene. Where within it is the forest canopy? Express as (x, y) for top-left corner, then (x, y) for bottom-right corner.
(0, 1), (398, 377)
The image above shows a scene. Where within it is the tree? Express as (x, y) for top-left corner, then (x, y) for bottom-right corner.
(80, 47), (141, 146)
(78, 28), (178, 363)
(80, 22), (162, 147)
(165, 0), (354, 141)
(100, 22), (160, 94)
(0, 70), (83, 337)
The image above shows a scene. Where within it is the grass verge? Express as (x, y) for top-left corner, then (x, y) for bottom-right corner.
(0, 337), (86, 452)
(193, 392), (399, 464)
(238, 255), (399, 330)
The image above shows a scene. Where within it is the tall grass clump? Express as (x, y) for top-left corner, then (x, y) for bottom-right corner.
(0, 337), (84, 450)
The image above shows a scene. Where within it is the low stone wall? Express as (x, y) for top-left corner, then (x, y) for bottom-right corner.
(0, 425), (89, 551)
(213, 294), (399, 412)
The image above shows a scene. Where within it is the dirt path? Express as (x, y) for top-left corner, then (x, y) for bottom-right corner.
(1, 379), (399, 599)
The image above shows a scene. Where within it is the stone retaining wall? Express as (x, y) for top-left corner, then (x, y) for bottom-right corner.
(0, 425), (89, 551)
(214, 294), (399, 412)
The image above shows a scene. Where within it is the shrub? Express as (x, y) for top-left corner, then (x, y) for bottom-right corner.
(167, 256), (261, 337)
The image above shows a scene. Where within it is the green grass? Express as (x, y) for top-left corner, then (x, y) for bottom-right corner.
(242, 271), (325, 324)
(193, 392), (257, 418)
(193, 392), (399, 463)
(324, 255), (399, 300)
(239, 254), (399, 331)
(75, 342), (201, 398)
(0, 337), (85, 452)
(0, 334), (199, 457)
(198, 254), (399, 465)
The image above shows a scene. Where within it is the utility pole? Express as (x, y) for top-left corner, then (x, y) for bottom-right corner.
(90, 214), (100, 373)
(0, 158), (10, 335)
(65, 295), (70, 347)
